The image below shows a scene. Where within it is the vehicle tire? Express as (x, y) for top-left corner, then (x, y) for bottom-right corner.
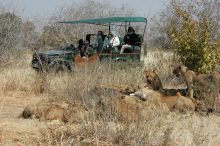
(50, 60), (72, 73)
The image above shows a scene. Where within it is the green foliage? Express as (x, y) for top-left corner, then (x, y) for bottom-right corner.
(169, 3), (219, 73)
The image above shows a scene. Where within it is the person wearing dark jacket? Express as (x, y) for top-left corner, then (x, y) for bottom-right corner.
(120, 27), (141, 54)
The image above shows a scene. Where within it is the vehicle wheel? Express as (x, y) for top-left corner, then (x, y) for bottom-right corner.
(50, 61), (72, 73)
(33, 62), (45, 73)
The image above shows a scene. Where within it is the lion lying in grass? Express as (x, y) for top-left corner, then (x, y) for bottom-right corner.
(96, 94), (169, 121)
(21, 100), (91, 123)
(97, 88), (197, 122)
(131, 87), (199, 112)
(21, 101), (70, 122)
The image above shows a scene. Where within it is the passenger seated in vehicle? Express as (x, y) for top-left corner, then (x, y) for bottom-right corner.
(120, 27), (141, 54)
(96, 31), (108, 52)
(77, 39), (84, 51)
(79, 40), (89, 58)
(105, 32), (120, 53)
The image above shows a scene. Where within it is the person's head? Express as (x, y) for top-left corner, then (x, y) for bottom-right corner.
(78, 39), (84, 46)
(97, 31), (103, 36)
(97, 31), (103, 40)
(128, 27), (135, 34)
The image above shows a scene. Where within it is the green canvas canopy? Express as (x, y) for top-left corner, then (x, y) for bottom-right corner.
(59, 17), (147, 25)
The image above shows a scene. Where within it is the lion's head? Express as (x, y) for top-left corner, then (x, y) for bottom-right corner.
(144, 70), (157, 84)
(173, 65), (188, 77)
(144, 70), (163, 91)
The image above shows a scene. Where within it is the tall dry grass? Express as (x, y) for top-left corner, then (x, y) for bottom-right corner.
(0, 50), (219, 146)
(0, 49), (178, 100)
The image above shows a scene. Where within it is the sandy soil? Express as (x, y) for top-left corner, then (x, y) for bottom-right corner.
(0, 90), (46, 145)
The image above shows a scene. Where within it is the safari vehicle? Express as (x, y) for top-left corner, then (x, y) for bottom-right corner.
(31, 34), (97, 71)
(60, 17), (147, 65)
(31, 45), (78, 72)
(31, 17), (147, 71)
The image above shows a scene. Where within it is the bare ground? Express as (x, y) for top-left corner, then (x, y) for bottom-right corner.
(0, 89), (220, 146)
(0, 90), (47, 145)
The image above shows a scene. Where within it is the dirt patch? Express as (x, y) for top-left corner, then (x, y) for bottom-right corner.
(0, 90), (48, 145)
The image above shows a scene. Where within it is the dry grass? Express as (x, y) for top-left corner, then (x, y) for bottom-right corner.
(0, 50), (219, 145)
(143, 49), (185, 88)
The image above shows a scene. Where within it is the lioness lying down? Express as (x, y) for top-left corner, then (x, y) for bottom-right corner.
(131, 87), (199, 112)
(96, 94), (169, 121)
(20, 101), (70, 122)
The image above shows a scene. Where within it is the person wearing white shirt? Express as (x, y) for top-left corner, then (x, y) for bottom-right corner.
(108, 32), (120, 48)
(106, 32), (120, 53)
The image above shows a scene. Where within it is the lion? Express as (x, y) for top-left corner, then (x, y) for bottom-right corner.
(96, 94), (169, 121)
(173, 65), (220, 99)
(20, 101), (70, 122)
(131, 87), (199, 112)
(144, 70), (187, 96)
(144, 70), (163, 91)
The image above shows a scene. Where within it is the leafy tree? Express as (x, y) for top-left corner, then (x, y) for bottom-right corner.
(152, 0), (220, 73)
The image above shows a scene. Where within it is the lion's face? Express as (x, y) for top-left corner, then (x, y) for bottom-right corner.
(144, 70), (157, 84)
(173, 65), (187, 77)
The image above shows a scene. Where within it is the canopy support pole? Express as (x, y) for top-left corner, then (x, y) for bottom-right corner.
(109, 23), (111, 33)
(142, 19), (147, 39)
(125, 22), (127, 34)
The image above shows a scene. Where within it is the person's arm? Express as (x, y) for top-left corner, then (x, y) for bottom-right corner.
(102, 37), (108, 49)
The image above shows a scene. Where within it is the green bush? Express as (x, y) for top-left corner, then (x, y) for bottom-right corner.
(169, 5), (219, 73)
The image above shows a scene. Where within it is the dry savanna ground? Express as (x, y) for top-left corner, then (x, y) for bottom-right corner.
(0, 50), (220, 146)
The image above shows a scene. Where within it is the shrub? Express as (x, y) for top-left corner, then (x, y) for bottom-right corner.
(0, 11), (23, 63)
(170, 5), (219, 73)
(152, 0), (220, 73)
